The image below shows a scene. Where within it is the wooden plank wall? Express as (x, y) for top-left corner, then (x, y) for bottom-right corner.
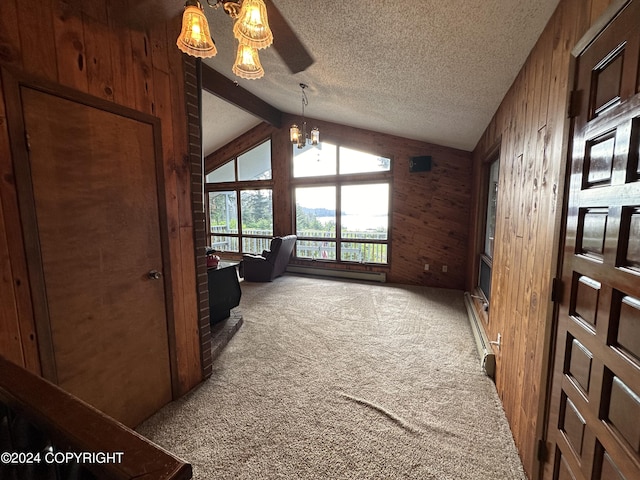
(205, 114), (473, 289)
(467, 0), (617, 477)
(0, 0), (203, 396)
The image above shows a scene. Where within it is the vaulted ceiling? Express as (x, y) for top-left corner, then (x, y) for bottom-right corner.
(183, 0), (562, 155)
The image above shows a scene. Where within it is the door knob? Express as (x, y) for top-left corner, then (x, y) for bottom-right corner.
(148, 270), (162, 280)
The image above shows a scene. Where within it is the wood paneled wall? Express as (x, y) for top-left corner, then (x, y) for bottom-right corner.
(0, 0), (203, 395)
(206, 114), (473, 289)
(467, 0), (618, 477)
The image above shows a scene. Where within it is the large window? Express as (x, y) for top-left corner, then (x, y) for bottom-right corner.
(206, 140), (273, 254)
(478, 156), (499, 302)
(293, 142), (391, 264)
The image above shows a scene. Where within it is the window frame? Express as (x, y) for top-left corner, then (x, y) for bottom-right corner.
(476, 151), (500, 307)
(205, 139), (274, 254)
(292, 141), (393, 265)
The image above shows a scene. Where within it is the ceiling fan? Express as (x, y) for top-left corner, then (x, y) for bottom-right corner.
(265, 1), (314, 74)
(177, 0), (314, 77)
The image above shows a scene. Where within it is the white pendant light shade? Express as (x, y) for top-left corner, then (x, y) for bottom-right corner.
(310, 127), (319, 145)
(232, 43), (265, 80)
(290, 124), (300, 143)
(233, 0), (273, 50)
(177, 1), (217, 58)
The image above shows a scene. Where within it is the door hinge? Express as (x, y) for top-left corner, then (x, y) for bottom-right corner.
(551, 277), (563, 303)
(568, 89), (582, 118)
(24, 131), (31, 152)
(537, 438), (548, 462)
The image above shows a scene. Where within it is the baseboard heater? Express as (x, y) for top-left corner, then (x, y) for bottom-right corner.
(463, 292), (495, 378)
(286, 265), (387, 283)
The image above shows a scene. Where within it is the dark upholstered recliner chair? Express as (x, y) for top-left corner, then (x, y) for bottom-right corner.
(241, 235), (297, 282)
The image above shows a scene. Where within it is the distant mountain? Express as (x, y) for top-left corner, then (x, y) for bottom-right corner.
(299, 206), (336, 217)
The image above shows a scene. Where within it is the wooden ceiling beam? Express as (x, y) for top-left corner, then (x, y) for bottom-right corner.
(200, 63), (283, 128)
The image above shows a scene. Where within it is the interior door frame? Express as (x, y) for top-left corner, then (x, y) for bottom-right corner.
(540, 1), (633, 478)
(1, 67), (179, 398)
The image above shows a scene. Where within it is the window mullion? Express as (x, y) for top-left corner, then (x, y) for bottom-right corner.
(235, 188), (242, 239)
(336, 183), (342, 261)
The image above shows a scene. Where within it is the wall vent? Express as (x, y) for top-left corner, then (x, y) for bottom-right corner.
(463, 292), (495, 378)
(286, 265), (386, 283)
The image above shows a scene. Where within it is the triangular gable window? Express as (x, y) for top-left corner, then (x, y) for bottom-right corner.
(207, 140), (271, 183)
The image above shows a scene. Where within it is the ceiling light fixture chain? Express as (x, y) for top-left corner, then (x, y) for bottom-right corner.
(177, 0), (273, 80)
(300, 82), (308, 120)
(290, 83), (319, 149)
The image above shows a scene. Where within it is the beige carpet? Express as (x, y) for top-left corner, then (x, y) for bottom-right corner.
(138, 275), (526, 479)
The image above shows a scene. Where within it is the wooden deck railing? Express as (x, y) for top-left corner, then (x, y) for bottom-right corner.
(0, 356), (192, 480)
(210, 227), (388, 262)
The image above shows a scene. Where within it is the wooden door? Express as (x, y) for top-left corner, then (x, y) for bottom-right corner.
(4, 73), (173, 428)
(544, 1), (640, 479)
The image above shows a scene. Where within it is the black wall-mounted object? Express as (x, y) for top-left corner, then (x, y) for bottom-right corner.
(409, 155), (432, 173)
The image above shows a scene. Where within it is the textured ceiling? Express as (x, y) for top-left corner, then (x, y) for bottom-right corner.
(202, 91), (262, 155)
(200, 0), (561, 156)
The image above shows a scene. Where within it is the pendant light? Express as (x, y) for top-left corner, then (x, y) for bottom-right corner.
(176, 0), (217, 58)
(177, 0), (273, 80)
(290, 84), (319, 149)
(233, 0), (273, 50)
(232, 43), (265, 79)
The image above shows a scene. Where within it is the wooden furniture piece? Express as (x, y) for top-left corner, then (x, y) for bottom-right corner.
(207, 261), (242, 325)
(0, 355), (192, 480)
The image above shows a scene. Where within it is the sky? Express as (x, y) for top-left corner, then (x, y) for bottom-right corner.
(293, 142), (390, 217)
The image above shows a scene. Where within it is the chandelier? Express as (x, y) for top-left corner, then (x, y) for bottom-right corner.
(176, 0), (273, 80)
(290, 84), (319, 149)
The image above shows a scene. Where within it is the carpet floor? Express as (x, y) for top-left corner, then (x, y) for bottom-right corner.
(138, 275), (526, 479)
